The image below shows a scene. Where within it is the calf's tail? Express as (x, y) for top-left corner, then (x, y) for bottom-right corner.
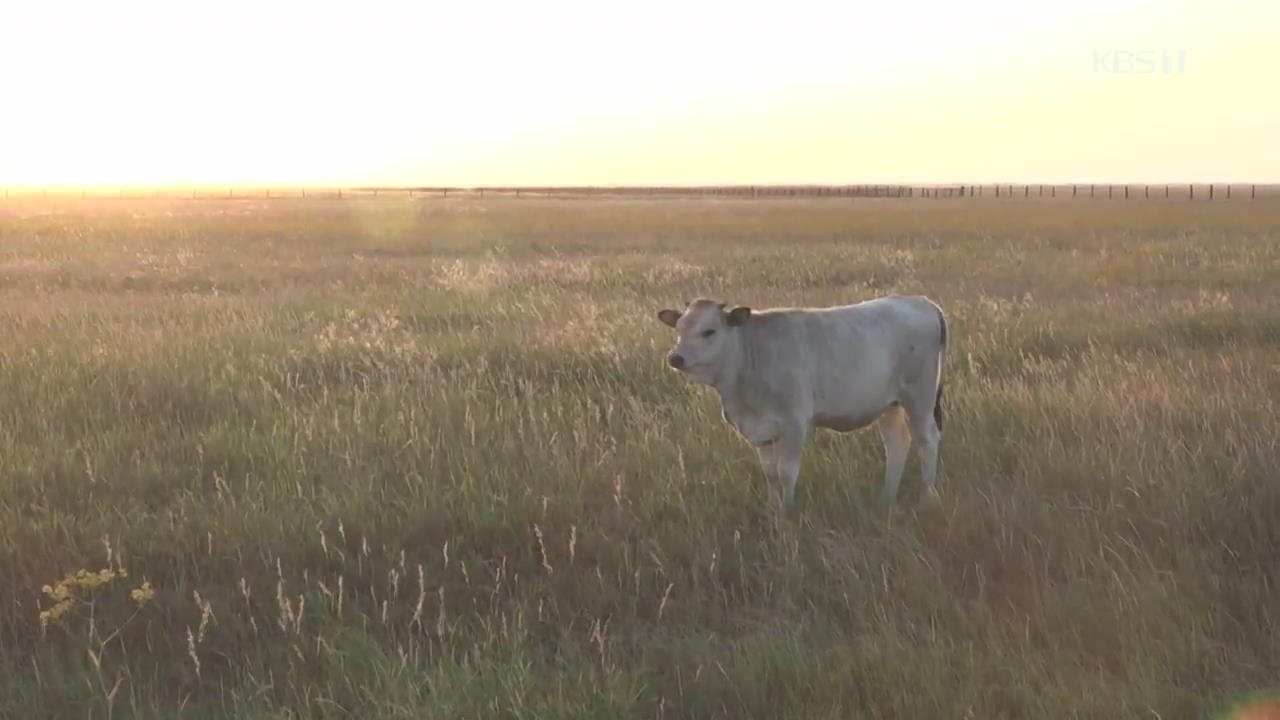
(934, 381), (944, 432)
(933, 304), (948, 432)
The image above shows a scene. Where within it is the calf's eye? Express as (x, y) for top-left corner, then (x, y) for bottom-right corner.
(701, 329), (716, 338)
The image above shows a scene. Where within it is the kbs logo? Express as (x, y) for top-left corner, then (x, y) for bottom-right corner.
(1092, 49), (1189, 75)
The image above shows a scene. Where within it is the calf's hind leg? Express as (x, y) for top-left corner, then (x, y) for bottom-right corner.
(877, 405), (911, 503)
(901, 392), (942, 507)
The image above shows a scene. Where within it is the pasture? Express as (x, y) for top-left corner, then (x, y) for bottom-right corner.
(1, 196), (1278, 718)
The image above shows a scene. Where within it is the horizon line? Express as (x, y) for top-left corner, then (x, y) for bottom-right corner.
(3, 180), (1278, 192)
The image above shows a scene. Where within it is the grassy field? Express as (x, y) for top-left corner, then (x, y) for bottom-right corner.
(1, 196), (1278, 719)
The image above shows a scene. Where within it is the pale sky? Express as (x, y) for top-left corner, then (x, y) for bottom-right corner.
(1, 0), (1276, 187)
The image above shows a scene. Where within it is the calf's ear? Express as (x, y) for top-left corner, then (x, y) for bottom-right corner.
(726, 306), (752, 326)
(657, 309), (681, 328)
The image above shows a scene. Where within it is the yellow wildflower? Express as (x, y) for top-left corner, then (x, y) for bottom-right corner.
(39, 599), (74, 627)
(131, 582), (155, 605)
(37, 567), (130, 627)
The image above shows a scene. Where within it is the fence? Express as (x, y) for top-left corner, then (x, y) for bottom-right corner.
(1, 184), (1274, 201)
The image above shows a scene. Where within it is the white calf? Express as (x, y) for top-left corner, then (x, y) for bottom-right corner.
(657, 295), (948, 508)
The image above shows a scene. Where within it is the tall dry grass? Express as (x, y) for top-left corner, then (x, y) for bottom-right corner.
(1, 196), (1278, 718)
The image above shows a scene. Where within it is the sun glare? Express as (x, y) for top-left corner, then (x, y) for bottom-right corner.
(1, 0), (1276, 187)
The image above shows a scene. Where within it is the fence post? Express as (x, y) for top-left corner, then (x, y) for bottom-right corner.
(1024, 185), (1028, 197)
(1072, 184), (1077, 197)
(1227, 185), (1231, 200)
(1108, 185), (1113, 199)
(1252, 184), (1256, 200)
(1165, 185), (1169, 198)
(1209, 184), (1214, 200)
(1124, 185), (1129, 199)
(1189, 184), (1194, 200)
(1090, 184), (1095, 198)
(1052, 185), (1056, 197)
(1145, 185), (1149, 199)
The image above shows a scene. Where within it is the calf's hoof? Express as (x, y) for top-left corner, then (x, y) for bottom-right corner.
(919, 489), (943, 511)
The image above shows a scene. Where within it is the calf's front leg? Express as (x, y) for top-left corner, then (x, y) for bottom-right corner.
(754, 426), (807, 509)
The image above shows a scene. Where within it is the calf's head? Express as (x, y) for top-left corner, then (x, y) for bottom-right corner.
(656, 299), (751, 385)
